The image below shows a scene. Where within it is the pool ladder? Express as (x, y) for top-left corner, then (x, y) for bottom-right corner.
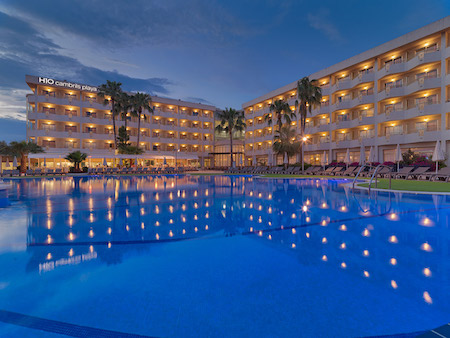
(352, 164), (392, 192)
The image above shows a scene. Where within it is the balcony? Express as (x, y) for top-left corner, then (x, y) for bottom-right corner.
(383, 129), (441, 145)
(405, 77), (441, 95)
(332, 79), (352, 92)
(378, 50), (441, 77)
(351, 94), (374, 108)
(30, 129), (83, 139)
(384, 102), (440, 121)
(332, 100), (352, 111)
(350, 72), (375, 88)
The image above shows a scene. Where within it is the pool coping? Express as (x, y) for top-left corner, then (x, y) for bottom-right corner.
(350, 182), (450, 196)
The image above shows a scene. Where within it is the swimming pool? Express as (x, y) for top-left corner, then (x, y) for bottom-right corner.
(0, 175), (448, 337)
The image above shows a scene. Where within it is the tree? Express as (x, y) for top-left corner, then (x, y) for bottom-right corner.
(117, 126), (130, 150)
(265, 100), (295, 130)
(215, 108), (246, 167)
(65, 151), (87, 172)
(117, 92), (133, 128)
(98, 81), (123, 150)
(118, 145), (144, 155)
(0, 141), (44, 173)
(295, 77), (322, 170)
(131, 92), (153, 148)
(272, 125), (300, 169)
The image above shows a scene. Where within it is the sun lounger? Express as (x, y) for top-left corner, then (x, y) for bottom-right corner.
(26, 169), (34, 176)
(320, 167), (335, 175)
(419, 167), (450, 181)
(404, 166), (431, 180)
(395, 167), (414, 179)
(54, 168), (63, 175)
(304, 166), (316, 174)
(331, 167), (344, 175)
(336, 166), (356, 176)
(46, 169), (55, 175)
(10, 169), (20, 177)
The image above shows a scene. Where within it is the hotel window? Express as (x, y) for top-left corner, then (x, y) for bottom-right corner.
(192, 111), (199, 116)
(321, 100), (330, 106)
(64, 109), (76, 116)
(167, 120), (175, 126)
(360, 108), (374, 118)
(384, 102), (403, 113)
(359, 129), (373, 139)
(337, 113), (349, 122)
(43, 107), (56, 114)
(385, 56), (402, 66)
(42, 140), (56, 147)
(415, 69), (438, 80)
(338, 94), (351, 102)
(42, 90), (55, 97)
(65, 141), (76, 148)
(337, 132), (351, 142)
(359, 87), (373, 96)
(319, 135), (329, 143)
(385, 79), (403, 90)
(64, 93), (77, 99)
(416, 43), (438, 54)
(359, 67), (374, 75)
(385, 125), (403, 136)
(65, 125), (77, 132)
(318, 117), (328, 126)
(180, 133), (187, 139)
(415, 94), (438, 106)
(86, 127), (97, 133)
(85, 111), (97, 117)
(416, 120), (437, 132)
(43, 123), (56, 131)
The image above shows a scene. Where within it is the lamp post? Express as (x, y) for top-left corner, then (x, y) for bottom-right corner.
(301, 136), (307, 174)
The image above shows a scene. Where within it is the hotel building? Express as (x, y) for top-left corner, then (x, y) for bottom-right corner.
(25, 75), (216, 167)
(242, 17), (450, 166)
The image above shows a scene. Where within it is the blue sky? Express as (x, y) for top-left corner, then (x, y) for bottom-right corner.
(0, 0), (449, 141)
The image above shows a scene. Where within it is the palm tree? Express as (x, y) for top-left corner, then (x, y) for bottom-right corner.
(265, 100), (295, 129)
(131, 92), (153, 148)
(295, 77), (322, 170)
(215, 108), (246, 168)
(98, 81), (123, 149)
(295, 77), (322, 136)
(65, 151), (87, 172)
(117, 92), (133, 128)
(272, 125), (300, 169)
(0, 141), (44, 173)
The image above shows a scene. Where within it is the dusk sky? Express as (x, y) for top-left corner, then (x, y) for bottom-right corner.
(0, 0), (449, 141)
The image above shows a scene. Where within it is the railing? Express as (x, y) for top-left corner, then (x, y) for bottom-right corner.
(353, 164), (392, 191)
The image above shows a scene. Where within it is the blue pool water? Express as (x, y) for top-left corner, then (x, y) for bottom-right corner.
(0, 175), (448, 337)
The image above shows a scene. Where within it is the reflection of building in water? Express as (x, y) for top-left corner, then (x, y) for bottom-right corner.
(242, 183), (450, 311)
(22, 175), (450, 312)
(25, 176), (253, 272)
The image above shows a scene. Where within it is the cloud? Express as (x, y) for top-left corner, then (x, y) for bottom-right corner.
(0, 9), (175, 131)
(2, 0), (256, 48)
(307, 9), (343, 42)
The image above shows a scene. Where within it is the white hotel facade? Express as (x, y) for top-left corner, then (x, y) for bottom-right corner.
(242, 17), (450, 166)
(25, 75), (216, 167)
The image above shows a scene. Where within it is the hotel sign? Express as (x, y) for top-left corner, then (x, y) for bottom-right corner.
(38, 77), (98, 92)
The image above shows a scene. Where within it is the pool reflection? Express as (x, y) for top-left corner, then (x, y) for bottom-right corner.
(7, 175), (449, 313)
